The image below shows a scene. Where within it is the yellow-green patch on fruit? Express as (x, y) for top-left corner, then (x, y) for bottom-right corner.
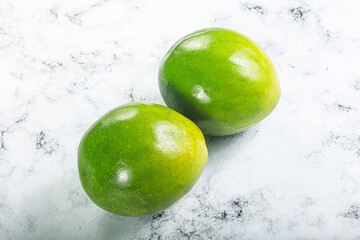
(159, 28), (281, 136)
(78, 103), (208, 216)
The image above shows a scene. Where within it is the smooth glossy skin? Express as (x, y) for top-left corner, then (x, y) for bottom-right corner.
(78, 103), (208, 216)
(159, 28), (281, 136)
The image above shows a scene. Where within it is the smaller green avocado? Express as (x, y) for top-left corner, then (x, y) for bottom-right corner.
(78, 103), (208, 216)
(159, 28), (281, 136)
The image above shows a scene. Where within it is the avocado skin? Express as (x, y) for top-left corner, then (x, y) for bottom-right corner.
(159, 28), (281, 136)
(78, 103), (208, 216)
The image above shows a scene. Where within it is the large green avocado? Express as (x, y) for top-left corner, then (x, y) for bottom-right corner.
(158, 28), (281, 136)
(78, 103), (208, 216)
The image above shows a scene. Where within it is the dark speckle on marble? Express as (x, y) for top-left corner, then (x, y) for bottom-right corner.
(129, 88), (135, 102)
(289, 7), (309, 22)
(15, 113), (28, 124)
(336, 104), (352, 112)
(242, 3), (267, 15)
(152, 211), (164, 220)
(232, 198), (249, 218)
(40, 61), (64, 72)
(0, 131), (6, 152)
(177, 228), (200, 240)
(325, 132), (360, 153)
(65, 0), (111, 25)
(35, 131), (46, 150)
(345, 204), (360, 220)
(35, 131), (58, 155)
(49, 8), (58, 19)
(66, 13), (83, 25)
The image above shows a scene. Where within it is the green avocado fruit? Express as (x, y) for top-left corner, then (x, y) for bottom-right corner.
(158, 28), (281, 136)
(78, 103), (208, 216)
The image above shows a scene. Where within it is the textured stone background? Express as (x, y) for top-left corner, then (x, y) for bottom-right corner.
(1, 0), (360, 239)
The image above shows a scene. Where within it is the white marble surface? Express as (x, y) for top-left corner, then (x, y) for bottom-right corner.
(1, 0), (360, 239)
